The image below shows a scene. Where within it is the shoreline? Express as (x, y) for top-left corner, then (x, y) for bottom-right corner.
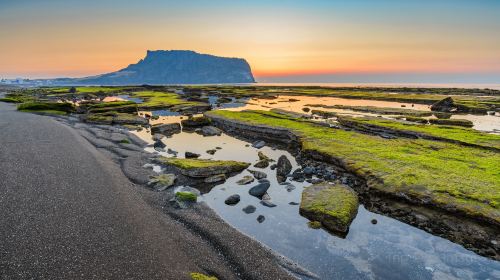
(0, 102), (310, 279)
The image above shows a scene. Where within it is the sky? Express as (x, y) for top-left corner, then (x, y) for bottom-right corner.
(0, 0), (499, 83)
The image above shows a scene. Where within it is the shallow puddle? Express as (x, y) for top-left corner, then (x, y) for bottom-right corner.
(132, 128), (500, 280)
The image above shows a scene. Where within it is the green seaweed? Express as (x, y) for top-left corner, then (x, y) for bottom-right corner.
(207, 110), (500, 224)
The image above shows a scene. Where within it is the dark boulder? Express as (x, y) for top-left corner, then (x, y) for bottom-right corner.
(430, 97), (456, 112)
(185, 151), (200, 158)
(225, 194), (241, 205)
(242, 205), (256, 214)
(276, 155), (292, 183)
(249, 180), (270, 198)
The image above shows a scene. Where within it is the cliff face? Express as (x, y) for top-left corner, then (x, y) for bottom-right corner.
(65, 50), (255, 85)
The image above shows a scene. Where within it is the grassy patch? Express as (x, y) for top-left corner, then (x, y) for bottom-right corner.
(207, 110), (500, 224)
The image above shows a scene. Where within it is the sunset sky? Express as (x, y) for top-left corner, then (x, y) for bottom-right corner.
(1, 0), (499, 82)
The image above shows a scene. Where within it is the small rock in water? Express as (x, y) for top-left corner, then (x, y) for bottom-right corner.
(260, 200), (277, 208)
(152, 134), (164, 141)
(284, 183), (296, 192)
(225, 194), (241, 205)
(236, 175), (254, 185)
(253, 159), (269, 168)
(204, 174), (226, 183)
(242, 205), (256, 214)
(276, 155), (292, 183)
(270, 164), (277, 170)
(371, 219), (378, 225)
(252, 140), (266, 149)
(257, 151), (272, 161)
(199, 126), (222, 136)
(303, 166), (314, 176)
(257, 215), (265, 223)
(167, 148), (178, 155)
(185, 151), (200, 158)
(153, 140), (166, 151)
(216, 146), (222, 150)
(289, 202), (299, 205)
(248, 169), (267, 179)
(206, 149), (217, 155)
(249, 181), (270, 198)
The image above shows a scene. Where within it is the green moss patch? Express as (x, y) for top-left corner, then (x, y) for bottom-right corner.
(300, 183), (359, 233)
(159, 157), (249, 170)
(158, 157), (250, 178)
(337, 116), (500, 150)
(175, 191), (197, 202)
(130, 91), (203, 110)
(84, 112), (148, 125)
(207, 110), (500, 225)
(307, 104), (433, 117)
(429, 118), (474, 127)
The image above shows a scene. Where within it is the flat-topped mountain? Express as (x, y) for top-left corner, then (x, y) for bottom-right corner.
(53, 50), (255, 85)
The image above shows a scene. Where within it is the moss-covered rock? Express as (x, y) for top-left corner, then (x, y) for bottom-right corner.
(148, 174), (176, 190)
(158, 157), (249, 178)
(300, 183), (359, 233)
(175, 191), (197, 202)
(151, 123), (181, 135)
(206, 110), (500, 227)
(429, 118), (474, 127)
(84, 112), (148, 125)
(405, 116), (428, 124)
(181, 116), (211, 127)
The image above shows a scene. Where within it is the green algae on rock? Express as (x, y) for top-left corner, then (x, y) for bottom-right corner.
(175, 191), (197, 202)
(205, 110), (500, 226)
(158, 157), (250, 178)
(337, 116), (500, 151)
(428, 118), (474, 127)
(300, 183), (359, 233)
(83, 112), (148, 125)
